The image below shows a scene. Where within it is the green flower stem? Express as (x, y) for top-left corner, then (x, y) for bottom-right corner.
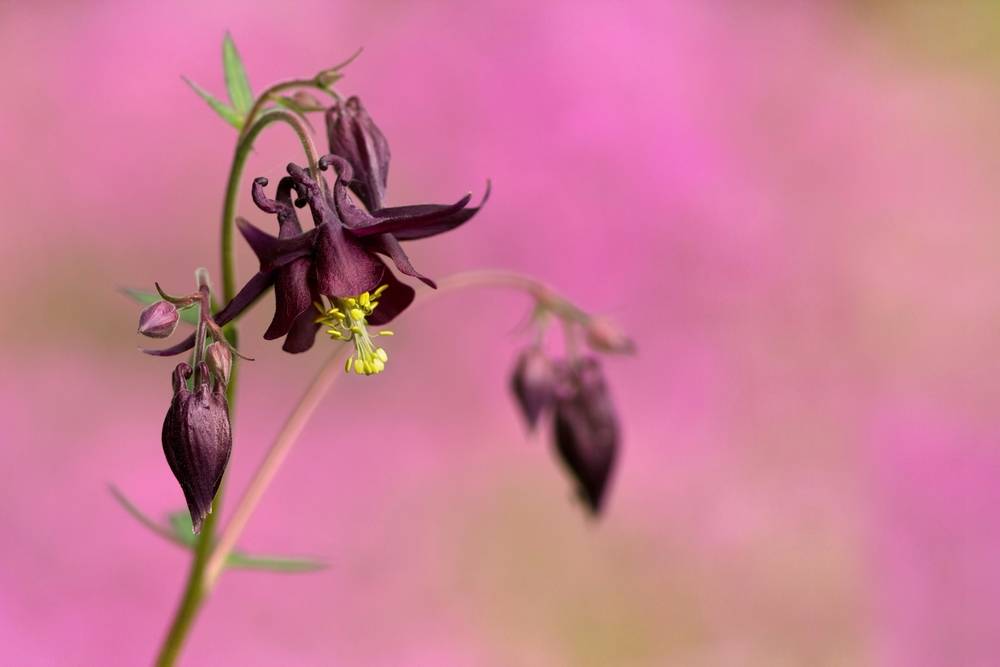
(238, 79), (337, 146)
(201, 270), (587, 589)
(155, 108), (323, 667)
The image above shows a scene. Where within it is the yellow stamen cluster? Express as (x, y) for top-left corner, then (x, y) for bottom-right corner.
(314, 284), (395, 376)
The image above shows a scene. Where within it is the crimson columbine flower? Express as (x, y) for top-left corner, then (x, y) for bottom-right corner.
(147, 100), (487, 373)
(162, 362), (232, 533)
(552, 357), (619, 514)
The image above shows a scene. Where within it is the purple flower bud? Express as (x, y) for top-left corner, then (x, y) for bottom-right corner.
(162, 362), (232, 533)
(205, 341), (232, 386)
(325, 96), (391, 210)
(138, 301), (179, 338)
(552, 357), (619, 514)
(510, 347), (557, 430)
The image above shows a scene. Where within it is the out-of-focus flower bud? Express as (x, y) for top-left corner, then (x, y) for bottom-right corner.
(205, 341), (232, 386)
(584, 316), (635, 354)
(325, 96), (390, 210)
(552, 357), (619, 514)
(286, 91), (326, 112)
(510, 347), (558, 430)
(162, 362), (232, 533)
(138, 301), (179, 339)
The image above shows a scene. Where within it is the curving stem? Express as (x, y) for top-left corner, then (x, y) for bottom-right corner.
(155, 107), (325, 667)
(201, 270), (591, 589)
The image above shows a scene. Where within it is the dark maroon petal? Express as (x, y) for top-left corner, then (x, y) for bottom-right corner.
(366, 265), (415, 326)
(313, 223), (386, 298)
(142, 271), (275, 357)
(365, 233), (436, 288)
(325, 96), (390, 211)
(551, 358), (619, 514)
(236, 217), (315, 271)
(281, 306), (322, 354)
(263, 257), (312, 340)
(367, 181), (490, 241)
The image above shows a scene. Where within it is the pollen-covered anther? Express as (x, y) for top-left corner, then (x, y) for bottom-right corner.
(314, 285), (393, 376)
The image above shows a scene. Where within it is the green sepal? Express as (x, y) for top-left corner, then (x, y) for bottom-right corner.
(183, 76), (243, 129)
(222, 32), (254, 115)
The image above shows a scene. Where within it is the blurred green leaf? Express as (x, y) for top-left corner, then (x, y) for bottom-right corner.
(183, 76), (243, 129)
(122, 289), (198, 326)
(109, 485), (187, 547)
(166, 510), (326, 573)
(222, 32), (253, 115)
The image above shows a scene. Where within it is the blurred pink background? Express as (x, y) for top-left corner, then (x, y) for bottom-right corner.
(3, 1), (1000, 665)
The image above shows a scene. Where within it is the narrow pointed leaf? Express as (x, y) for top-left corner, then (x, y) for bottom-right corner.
(225, 552), (328, 573)
(183, 76), (243, 129)
(123, 289), (199, 326)
(108, 485), (188, 547)
(222, 33), (253, 115)
(166, 511), (327, 572)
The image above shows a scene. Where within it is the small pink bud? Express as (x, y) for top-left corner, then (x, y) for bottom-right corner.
(138, 301), (179, 339)
(205, 342), (232, 386)
(584, 316), (635, 354)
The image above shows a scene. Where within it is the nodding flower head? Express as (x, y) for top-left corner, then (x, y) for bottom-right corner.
(143, 98), (488, 367)
(551, 357), (619, 514)
(161, 362), (232, 533)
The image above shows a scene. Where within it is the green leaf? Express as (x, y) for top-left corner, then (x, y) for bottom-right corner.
(122, 288), (199, 326)
(108, 485), (188, 547)
(183, 76), (243, 129)
(225, 552), (328, 573)
(167, 510), (326, 573)
(222, 32), (253, 115)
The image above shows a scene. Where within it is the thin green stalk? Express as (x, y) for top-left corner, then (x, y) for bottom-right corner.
(155, 108), (321, 667)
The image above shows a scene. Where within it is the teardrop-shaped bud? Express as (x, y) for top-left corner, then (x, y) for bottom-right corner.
(138, 301), (179, 338)
(205, 341), (232, 386)
(161, 362), (232, 533)
(324, 96), (390, 210)
(552, 357), (619, 514)
(584, 316), (635, 354)
(510, 347), (558, 430)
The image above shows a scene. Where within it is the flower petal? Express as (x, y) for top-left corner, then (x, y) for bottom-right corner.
(313, 223), (386, 298)
(281, 305), (322, 354)
(263, 257), (313, 340)
(367, 265), (416, 326)
(237, 217), (315, 271)
(365, 233), (436, 288)
(355, 181), (491, 240)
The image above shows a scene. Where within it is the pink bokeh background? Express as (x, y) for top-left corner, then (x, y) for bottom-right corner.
(3, 1), (1000, 665)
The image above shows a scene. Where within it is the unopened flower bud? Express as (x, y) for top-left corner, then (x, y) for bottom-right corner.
(162, 362), (232, 533)
(584, 316), (635, 354)
(552, 357), (619, 514)
(138, 301), (179, 338)
(288, 91), (325, 112)
(205, 341), (232, 386)
(510, 347), (557, 430)
(325, 96), (390, 210)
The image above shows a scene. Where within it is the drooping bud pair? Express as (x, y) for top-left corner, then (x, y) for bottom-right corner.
(162, 362), (232, 533)
(137, 301), (179, 338)
(509, 351), (619, 514)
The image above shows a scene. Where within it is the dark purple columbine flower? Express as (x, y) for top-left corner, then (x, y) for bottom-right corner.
(552, 357), (619, 514)
(146, 102), (487, 368)
(162, 362), (232, 533)
(510, 347), (558, 430)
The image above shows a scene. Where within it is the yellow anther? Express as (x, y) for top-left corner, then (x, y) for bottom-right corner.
(314, 287), (395, 377)
(378, 331), (394, 336)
